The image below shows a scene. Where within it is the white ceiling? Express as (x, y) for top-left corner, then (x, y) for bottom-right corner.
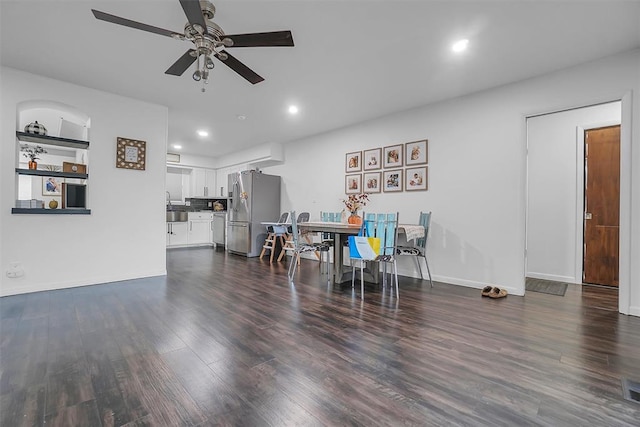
(2, 0), (639, 159)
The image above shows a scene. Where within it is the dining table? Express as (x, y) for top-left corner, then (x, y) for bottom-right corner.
(297, 221), (425, 284)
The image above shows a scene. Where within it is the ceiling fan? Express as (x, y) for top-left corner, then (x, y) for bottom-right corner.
(92, 0), (294, 91)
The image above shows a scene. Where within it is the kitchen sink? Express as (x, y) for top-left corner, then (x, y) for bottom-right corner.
(166, 211), (188, 222)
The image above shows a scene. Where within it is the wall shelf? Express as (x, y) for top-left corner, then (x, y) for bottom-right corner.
(15, 168), (88, 179)
(11, 208), (91, 215)
(16, 131), (89, 149)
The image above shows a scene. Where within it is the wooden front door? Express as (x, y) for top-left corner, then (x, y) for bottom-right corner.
(583, 125), (620, 286)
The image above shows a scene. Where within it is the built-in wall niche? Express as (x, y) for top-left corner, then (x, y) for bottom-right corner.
(13, 101), (91, 214)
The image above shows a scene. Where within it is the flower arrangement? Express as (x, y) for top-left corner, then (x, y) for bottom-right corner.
(342, 193), (369, 214)
(21, 144), (47, 161)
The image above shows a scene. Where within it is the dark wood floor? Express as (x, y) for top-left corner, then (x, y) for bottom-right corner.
(1, 248), (639, 426)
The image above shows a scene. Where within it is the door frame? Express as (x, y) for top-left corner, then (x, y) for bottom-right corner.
(524, 91), (632, 315)
(575, 121), (621, 286)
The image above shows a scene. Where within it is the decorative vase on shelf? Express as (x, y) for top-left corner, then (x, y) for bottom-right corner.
(28, 161), (37, 170)
(348, 211), (363, 226)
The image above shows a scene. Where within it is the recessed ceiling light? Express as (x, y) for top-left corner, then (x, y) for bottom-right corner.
(172, 144), (182, 150)
(236, 115), (246, 120)
(452, 39), (469, 53)
(197, 130), (208, 137)
(288, 105), (299, 115)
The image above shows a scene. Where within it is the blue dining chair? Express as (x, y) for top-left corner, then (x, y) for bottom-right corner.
(349, 212), (400, 299)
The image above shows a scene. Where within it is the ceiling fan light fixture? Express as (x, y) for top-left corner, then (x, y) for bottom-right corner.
(192, 70), (202, 81)
(206, 56), (215, 69)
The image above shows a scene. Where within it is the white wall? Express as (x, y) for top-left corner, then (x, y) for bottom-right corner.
(1, 67), (168, 296)
(526, 102), (621, 283)
(264, 48), (639, 316)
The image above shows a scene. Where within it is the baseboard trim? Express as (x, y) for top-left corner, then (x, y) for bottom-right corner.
(628, 305), (640, 317)
(0, 269), (167, 297)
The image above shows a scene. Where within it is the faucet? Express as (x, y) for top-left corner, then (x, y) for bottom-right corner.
(166, 191), (171, 208)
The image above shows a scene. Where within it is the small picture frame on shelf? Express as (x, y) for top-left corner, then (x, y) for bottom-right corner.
(345, 151), (362, 172)
(405, 139), (428, 165)
(116, 137), (146, 170)
(42, 176), (63, 196)
(383, 169), (403, 192)
(345, 174), (362, 194)
(58, 117), (88, 140)
(363, 172), (381, 193)
(383, 144), (403, 168)
(363, 148), (382, 171)
(63, 162), (87, 174)
(405, 166), (428, 191)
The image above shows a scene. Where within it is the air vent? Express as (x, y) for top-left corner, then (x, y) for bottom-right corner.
(167, 153), (180, 163)
(622, 378), (640, 403)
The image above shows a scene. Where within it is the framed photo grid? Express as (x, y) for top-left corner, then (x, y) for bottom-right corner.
(344, 137), (429, 193)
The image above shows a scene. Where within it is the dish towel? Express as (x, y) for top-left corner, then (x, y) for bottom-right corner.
(401, 225), (425, 242)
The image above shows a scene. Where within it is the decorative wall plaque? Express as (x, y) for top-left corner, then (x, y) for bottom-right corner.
(116, 137), (146, 170)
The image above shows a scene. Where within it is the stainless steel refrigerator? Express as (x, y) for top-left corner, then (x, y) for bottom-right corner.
(227, 171), (281, 257)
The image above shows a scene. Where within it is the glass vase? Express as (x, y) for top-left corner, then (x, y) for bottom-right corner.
(348, 212), (363, 226)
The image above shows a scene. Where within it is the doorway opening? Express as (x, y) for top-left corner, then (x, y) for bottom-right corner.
(525, 101), (623, 309)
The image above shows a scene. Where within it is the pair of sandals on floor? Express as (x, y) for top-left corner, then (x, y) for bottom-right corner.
(481, 285), (508, 299)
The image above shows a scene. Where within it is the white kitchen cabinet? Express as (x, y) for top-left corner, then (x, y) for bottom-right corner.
(188, 212), (213, 245)
(167, 222), (188, 246)
(191, 168), (216, 198)
(216, 167), (231, 198)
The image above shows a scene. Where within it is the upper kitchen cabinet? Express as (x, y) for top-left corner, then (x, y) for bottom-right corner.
(191, 168), (216, 198)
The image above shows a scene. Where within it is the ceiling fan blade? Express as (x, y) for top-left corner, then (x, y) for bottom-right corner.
(179, 0), (207, 33)
(165, 50), (197, 76)
(215, 52), (264, 84)
(92, 9), (182, 39)
(223, 31), (294, 48)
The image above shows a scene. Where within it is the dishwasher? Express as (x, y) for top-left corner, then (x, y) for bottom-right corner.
(212, 212), (226, 247)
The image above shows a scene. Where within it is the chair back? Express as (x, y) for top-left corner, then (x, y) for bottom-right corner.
(291, 211), (310, 234)
(321, 211), (342, 222)
(277, 212), (290, 224)
(297, 212), (310, 223)
(362, 212), (399, 256)
(416, 211), (431, 252)
(289, 210), (300, 247)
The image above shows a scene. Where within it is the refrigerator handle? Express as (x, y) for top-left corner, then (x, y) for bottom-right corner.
(232, 180), (239, 212)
